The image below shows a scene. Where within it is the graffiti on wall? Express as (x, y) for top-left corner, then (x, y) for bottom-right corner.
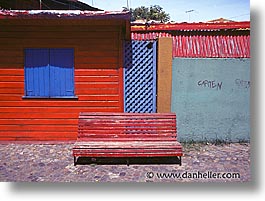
(197, 79), (250, 91)
(235, 79), (250, 89)
(197, 80), (223, 90)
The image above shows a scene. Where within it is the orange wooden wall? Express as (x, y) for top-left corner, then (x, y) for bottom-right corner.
(0, 19), (126, 141)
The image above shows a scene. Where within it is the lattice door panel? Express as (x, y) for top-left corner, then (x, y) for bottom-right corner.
(124, 40), (157, 113)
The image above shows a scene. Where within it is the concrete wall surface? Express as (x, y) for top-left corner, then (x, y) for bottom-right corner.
(171, 58), (250, 142)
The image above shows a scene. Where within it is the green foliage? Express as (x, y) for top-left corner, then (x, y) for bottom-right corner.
(123, 5), (170, 23)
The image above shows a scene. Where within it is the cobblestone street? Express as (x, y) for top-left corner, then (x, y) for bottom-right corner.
(0, 142), (250, 182)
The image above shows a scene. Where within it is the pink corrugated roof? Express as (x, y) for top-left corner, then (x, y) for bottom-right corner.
(132, 33), (250, 58)
(172, 35), (250, 58)
(131, 22), (250, 58)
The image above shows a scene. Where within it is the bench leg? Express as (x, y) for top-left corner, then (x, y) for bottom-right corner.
(179, 156), (182, 166)
(126, 159), (129, 166)
(74, 156), (77, 166)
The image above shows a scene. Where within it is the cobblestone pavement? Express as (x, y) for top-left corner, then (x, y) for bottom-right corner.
(0, 142), (250, 182)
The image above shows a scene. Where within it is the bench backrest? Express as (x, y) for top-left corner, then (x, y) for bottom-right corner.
(77, 112), (177, 141)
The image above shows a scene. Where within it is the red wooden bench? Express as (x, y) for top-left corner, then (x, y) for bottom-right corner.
(72, 112), (183, 166)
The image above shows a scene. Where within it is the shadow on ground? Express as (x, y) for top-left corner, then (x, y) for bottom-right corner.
(75, 156), (181, 166)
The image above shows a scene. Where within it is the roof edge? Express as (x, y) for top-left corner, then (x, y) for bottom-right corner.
(0, 9), (130, 20)
(131, 21), (250, 31)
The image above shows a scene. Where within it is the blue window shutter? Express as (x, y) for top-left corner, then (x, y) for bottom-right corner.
(24, 49), (49, 97)
(49, 49), (74, 97)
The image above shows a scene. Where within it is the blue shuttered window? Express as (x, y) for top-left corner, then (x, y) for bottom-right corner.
(24, 48), (75, 98)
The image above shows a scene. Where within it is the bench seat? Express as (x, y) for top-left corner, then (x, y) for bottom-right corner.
(72, 112), (183, 166)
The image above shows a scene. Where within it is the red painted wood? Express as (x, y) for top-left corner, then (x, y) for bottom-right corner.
(76, 88), (119, 95)
(0, 76), (24, 82)
(0, 137), (76, 141)
(73, 149), (181, 153)
(73, 112), (183, 159)
(75, 141), (181, 145)
(118, 31), (124, 112)
(2, 131), (77, 138)
(0, 22), (125, 141)
(77, 134), (177, 139)
(79, 112), (176, 116)
(0, 125), (77, 131)
(0, 102), (120, 109)
(0, 88), (23, 94)
(80, 120), (176, 124)
(79, 127), (176, 132)
(77, 95), (119, 101)
(75, 76), (119, 82)
(73, 152), (183, 157)
(76, 137), (177, 141)
(75, 69), (119, 76)
(0, 95), (22, 101)
(0, 69), (23, 75)
(74, 140), (182, 145)
(0, 119), (78, 125)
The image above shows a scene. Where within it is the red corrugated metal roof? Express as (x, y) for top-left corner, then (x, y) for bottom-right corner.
(131, 21), (250, 31)
(0, 10), (130, 19)
(131, 32), (250, 58)
(131, 21), (250, 58)
(172, 35), (250, 58)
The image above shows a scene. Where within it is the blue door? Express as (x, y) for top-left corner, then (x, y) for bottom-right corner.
(124, 40), (157, 113)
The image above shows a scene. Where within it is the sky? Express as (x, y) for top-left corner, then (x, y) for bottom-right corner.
(81, 0), (250, 22)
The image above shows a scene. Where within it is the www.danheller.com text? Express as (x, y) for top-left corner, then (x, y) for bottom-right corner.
(146, 171), (241, 180)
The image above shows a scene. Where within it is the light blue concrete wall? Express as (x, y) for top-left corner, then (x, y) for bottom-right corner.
(171, 58), (250, 142)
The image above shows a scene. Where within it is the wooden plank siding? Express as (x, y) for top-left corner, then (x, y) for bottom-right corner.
(0, 19), (125, 141)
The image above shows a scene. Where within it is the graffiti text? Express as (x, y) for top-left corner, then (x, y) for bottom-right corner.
(235, 79), (250, 89)
(197, 80), (223, 91)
